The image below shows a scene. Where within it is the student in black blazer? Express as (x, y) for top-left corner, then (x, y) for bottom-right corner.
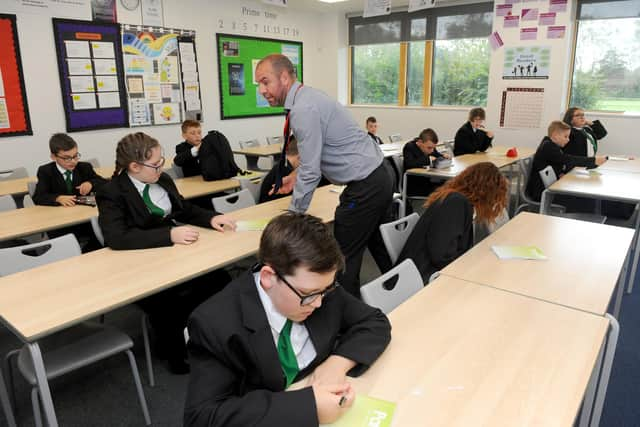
(403, 128), (449, 196)
(185, 212), (391, 427)
(453, 107), (494, 156)
(365, 116), (384, 145)
(562, 107), (608, 157)
(397, 162), (508, 282)
(526, 120), (606, 203)
(96, 132), (236, 374)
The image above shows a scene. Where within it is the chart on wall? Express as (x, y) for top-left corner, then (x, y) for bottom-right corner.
(503, 46), (550, 80)
(52, 18), (128, 132)
(216, 33), (303, 120)
(0, 14), (32, 137)
(122, 25), (202, 126)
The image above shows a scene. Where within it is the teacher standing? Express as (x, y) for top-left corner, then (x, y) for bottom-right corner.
(255, 54), (393, 297)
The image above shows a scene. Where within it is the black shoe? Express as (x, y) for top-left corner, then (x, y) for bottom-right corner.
(168, 358), (190, 375)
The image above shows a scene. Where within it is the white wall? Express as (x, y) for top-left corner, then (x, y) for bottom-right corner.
(347, 0), (640, 156)
(0, 0), (342, 174)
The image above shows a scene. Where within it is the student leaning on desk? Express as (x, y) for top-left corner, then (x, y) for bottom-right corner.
(96, 132), (236, 375)
(453, 107), (494, 156)
(184, 212), (391, 427)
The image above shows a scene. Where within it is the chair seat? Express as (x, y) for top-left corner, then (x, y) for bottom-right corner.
(17, 322), (133, 384)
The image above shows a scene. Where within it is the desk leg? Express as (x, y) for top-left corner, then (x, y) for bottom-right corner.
(514, 164), (521, 216)
(589, 314), (620, 427)
(613, 249), (630, 319)
(579, 341), (603, 427)
(0, 369), (16, 427)
(400, 173), (408, 218)
(245, 155), (260, 171)
(540, 190), (551, 215)
(626, 211), (640, 294)
(28, 343), (58, 427)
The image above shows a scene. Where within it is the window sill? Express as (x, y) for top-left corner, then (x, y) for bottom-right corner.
(347, 104), (474, 112)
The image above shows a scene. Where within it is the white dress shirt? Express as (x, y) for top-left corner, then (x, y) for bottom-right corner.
(128, 174), (173, 216)
(254, 272), (317, 371)
(56, 163), (72, 180)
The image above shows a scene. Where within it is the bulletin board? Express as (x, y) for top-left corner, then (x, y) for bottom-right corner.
(52, 18), (129, 132)
(122, 25), (201, 126)
(0, 14), (32, 137)
(216, 33), (303, 120)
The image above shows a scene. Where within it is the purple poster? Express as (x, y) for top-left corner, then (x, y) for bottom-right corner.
(520, 27), (538, 41)
(505, 15), (520, 28)
(522, 8), (539, 21)
(496, 4), (513, 17)
(549, 0), (567, 12)
(547, 25), (566, 39)
(539, 12), (556, 25)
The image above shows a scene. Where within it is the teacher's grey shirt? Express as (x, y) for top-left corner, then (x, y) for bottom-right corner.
(285, 81), (383, 212)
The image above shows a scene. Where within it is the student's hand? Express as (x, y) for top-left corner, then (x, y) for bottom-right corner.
(268, 171), (297, 196)
(55, 195), (76, 207)
(484, 129), (494, 138)
(595, 156), (607, 166)
(313, 383), (355, 424)
(76, 181), (92, 195)
(441, 152), (451, 159)
(586, 119), (594, 126)
(211, 214), (236, 232)
(307, 355), (356, 386)
(170, 226), (200, 244)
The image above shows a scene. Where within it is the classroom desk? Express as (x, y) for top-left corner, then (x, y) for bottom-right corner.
(326, 276), (609, 427)
(0, 185), (340, 427)
(233, 144), (282, 170)
(540, 168), (640, 294)
(379, 141), (405, 158)
(599, 157), (640, 173)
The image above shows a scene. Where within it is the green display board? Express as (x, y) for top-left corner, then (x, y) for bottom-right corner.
(216, 33), (303, 120)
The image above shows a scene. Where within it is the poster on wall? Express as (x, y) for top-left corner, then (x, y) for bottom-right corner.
(0, 14), (32, 136)
(364, 0), (391, 18)
(499, 87), (545, 128)
(216, 33), (303, 120)
(53, 18), (128, 132)
(91, 0), (117, 22)
(2, 0), (90, 19)
(122, 25), (199, 126)
(503, 46), (550, 79)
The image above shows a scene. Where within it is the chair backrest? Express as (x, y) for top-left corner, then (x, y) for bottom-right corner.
(518, 157), (535, 201)
(360, 259), (424, 314)
(0, 167), (28, 181)
(239, 176), (264, 203)
(171, 164), (184, 179)
(91, 216), (105, 246)
(239, 139), (261, 149)
(27, 181), (37, 197)
(388, 134), (403, 143)
(443, 140), (455, 155)
(379, 213), (420, 264)
(0, 195), (17, 213)
(22, 194), (35, 208)
(212, 188), (255, 213)
(0, 234), (81, 276)
(183, 327), (190, 344)
(85, 158), (100, 168)
(266, 136), (283, 145)
(539, 165), (558, 189)
(391, 155), (404, 192)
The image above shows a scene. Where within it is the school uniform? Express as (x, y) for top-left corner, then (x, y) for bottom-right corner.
(174, 141), (202, 178)
(396, 192), (473, 283)
(402, 138), (444, 196)
(96, 172), (230, 372)
(564, 121), (607, 157)
(368, 132), (384, 145)
(526, 136), (597, 203)
(453, 122), (492, 156)
(184, 269), (391, 427)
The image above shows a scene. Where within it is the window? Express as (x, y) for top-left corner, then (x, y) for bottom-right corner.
(349, 4), (493, 107)
(570, 1), (640, 113)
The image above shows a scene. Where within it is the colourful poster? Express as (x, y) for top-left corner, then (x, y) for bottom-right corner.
(539, 12), (556, 25)
(547, 25), (566, 39)
(489, 31), (504, 50)
(496, 4), (513, 17)
(503, 46), (550, 79)
(549, 0), (567, 12)
(520, 27), (538, 41)
(522, 8), (539, 21)
(505, 15), (520, 28)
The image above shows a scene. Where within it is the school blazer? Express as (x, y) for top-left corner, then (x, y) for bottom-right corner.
(368, 132), (384, 145)
(174, 141), (202, 178)
(396, 192), (473, 282)
(525, 137), (598, 202)
(33, 161), (107, 206)
(453, 122), (493, 156)
(184, 270), (392, 427)
(402, 139), (443, 195)
(564, 120), (608, 157)
(96, 172), (217, 250)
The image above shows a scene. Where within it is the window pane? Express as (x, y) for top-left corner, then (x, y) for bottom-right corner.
(570, 18), (640, 112)
(407, 42), (425, 105)
(436, 12), (493, 40)
(410, 18), (427, 40)
(352, 44), (400, 105)
(432, 38), (490, 106)
(579, 0), (640, 20)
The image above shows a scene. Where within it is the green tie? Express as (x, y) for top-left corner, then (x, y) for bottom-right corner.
(277, 319), (299, 388)
(64, 170), (73, 194)
(581, 128), (598, 154)
(142, 184), (165, 217)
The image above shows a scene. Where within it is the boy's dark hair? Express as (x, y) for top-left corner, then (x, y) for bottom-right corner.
(468, 107), (486, 121)
(259, 212), (345, 276)
(181, 120), (201, 134)
(562, 107), (582, 127)
(366, 116), (377, 124)
(418, 128), (438, 144)
(113, 132), (160, 177)
(49, 133), (77, 154)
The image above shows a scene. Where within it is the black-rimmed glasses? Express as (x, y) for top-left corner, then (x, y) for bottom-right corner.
(136, 157), (166, 172)
(55, 153), (81, 162)
(274, 269), (340, 306)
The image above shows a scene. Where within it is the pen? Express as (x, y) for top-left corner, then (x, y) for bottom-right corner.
(338, 391), (347, 407)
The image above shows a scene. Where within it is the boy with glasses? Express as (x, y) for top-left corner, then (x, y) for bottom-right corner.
(184, 212), (391, 427)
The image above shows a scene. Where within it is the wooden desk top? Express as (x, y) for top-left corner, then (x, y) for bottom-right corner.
(339, 276), (608, 427)
(0, 205), (98, 241)
(407, 145), (534, 178)
(548, 168), (640, 202)
(174, 176), (240, 199)
(0, 176), (32, 197)
(0, 186), (340, 342)
(599, 157), (640, 174)
(233, 144), (282, 157)
(441, 212), (634, 315)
